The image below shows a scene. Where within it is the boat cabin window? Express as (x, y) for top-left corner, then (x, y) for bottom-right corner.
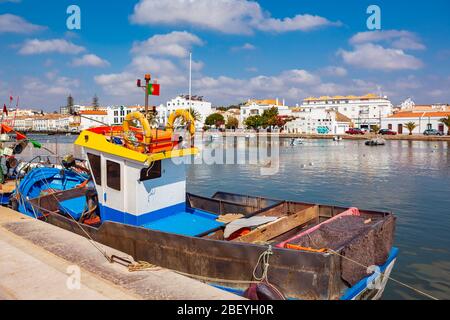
(87, 153), (102, 186)
(140, 160), (162, 181)
(106, 160), (121, 191)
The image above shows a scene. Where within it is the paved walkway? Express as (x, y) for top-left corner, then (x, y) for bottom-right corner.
(0, 207), (242, 300)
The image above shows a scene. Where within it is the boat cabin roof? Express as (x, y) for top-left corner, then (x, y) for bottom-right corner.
(75, 128), (197, 165)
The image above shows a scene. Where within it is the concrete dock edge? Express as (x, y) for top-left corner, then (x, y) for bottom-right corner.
(0, 207), (243, 300)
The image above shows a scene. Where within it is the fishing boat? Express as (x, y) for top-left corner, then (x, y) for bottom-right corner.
(290, 138), (304, 146)
(365, 137), (386, 146)
(9, 108), (398, 300)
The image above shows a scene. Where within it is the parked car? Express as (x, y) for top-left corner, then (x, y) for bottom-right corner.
(345, 128), (366, 135)
(379, 129), (397, 135)
(423, 129), (444, 136)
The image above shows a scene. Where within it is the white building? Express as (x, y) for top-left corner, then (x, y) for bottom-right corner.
(240, 99), (290, 124)
(106, 105), (143, 126)
(156, 95), (212, 129)
(214, 108), (242, 128)
(302, 94), (393, 130)
(8, 116), (33, 131)
(79, 110), (108, 130)
(285, 107), (351, 134)
(6, 109), (39, 117)
(381, 110), (450, 134)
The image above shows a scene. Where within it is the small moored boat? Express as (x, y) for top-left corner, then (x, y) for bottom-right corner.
(365, 137), (386, 146)
(290, 138), (304, 146)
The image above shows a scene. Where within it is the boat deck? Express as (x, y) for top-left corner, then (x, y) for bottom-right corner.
(141, 209), (223, 237)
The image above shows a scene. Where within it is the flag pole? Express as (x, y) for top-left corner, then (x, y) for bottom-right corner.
(189, 51), (192, 107)
(12, 96), (19, 129)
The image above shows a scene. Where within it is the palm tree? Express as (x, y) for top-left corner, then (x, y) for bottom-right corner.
(188, 108), (201, 122)
(440, 115), (450, 135)
(372, 125), (380, 134)
(403, 122), (417, 135)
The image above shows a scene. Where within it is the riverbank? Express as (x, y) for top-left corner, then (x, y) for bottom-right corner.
(212, 131), (450, 142)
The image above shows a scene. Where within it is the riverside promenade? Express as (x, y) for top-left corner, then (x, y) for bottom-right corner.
(215, 132), (450, 142)
(0, 207), (241, 300)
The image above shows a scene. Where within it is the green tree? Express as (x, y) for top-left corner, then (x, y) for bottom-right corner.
(244, 115), (263, 130)
(260, 107), (280, 129)
(205, 113), (225, 127)
(372, 125), (380, 134)
(225, 116), (239, 129)
(403, 122), (417, 135)
(440, 115), (450, 135)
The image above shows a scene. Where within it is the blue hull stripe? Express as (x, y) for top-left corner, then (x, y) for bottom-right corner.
(99, 202), (187, 226)
(340, 247), (399, 300)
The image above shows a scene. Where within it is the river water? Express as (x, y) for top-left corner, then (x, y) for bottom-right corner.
(20, 135), (450, 300)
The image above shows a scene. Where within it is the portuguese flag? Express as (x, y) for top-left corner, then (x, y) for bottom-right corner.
(147, 83), (160, 96)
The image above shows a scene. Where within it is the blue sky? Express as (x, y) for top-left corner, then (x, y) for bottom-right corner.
(1, 0), (450, 111)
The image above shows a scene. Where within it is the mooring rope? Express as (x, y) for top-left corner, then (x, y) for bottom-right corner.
(25, 174), (113, 264)
(128, 245), (285, 300)
(326, 249), (439, 300)
(252, 245), (272, 282)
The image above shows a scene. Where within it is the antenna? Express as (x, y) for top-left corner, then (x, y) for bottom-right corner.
(377, 85), (382, 97)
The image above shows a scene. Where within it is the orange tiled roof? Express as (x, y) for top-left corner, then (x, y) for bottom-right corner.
(246, 99), (282, 106)
(388, 111), (450, 118)
(79, 110), (107, 115)
(304, 93), (382, 102)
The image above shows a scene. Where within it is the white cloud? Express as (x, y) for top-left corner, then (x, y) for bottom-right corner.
(322, 66), (348, 77)
(279, 69), (320, 85)
(95, 31), (206, 99)
(72, 54), (110, 67)
(231, 43), (256, 52)
(339, 43), (423, 71)
(19, 38), (85, 55)
(193, 69), (322, 103)
(95, 55), (188, 98)
(394, 75), (421, 90)
(94, 72), (138, 97)
(24, 75), (80, 99)
(257, 14), (341, 32)
(350, 30), (425, 50)
(130, 0), (340, 35)
(0, 14), (46, 34)
(131, 31), (203, 58)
